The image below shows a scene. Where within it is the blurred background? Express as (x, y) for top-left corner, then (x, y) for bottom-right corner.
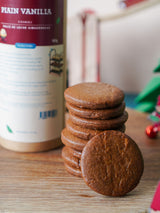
(66, 0), (160, 109)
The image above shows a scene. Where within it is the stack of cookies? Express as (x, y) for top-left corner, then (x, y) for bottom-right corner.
(61, 82), (128, 178)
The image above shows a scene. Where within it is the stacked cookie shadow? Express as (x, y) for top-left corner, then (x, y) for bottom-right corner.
(61, 82), (128, 177)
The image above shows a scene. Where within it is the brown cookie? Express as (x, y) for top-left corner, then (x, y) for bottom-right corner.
(66, 118), (126, 140)
(66, 101), (125, 120)
(61, 128), (88, 151)
(64, 82), (124, 109)
(64, 162), (82, 178)
(67, 146), (82, 159)
(62, 146), (80, 169)
(69, 111), (128, 130)
(81, 130), (144, 196)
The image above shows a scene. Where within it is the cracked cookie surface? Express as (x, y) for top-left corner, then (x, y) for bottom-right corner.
(81, 130), (144, 196)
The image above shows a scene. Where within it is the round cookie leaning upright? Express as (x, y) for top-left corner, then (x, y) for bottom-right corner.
(64, 82), (125, 109)
(81, 130), (144, 197)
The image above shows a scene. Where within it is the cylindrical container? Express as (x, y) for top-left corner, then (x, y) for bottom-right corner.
(0, 0), (67, 152)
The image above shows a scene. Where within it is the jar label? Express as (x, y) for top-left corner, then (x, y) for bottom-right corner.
(0, 0), (64, 45)
(0, 0), (65, 142)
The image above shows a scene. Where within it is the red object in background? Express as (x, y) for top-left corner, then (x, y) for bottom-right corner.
(119, 0), (147, 8)
(81, 12), (87, 82)
(80, 10), (100, 82)
(146, 123), (160, 138)
(146, 125), (158, 138)
(151, 182), (160, 211)
(157, 96), (160, 105)
(81, 11), (94, 82)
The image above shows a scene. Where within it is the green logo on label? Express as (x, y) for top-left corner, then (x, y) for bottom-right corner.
(7, 125), (13, 133)
(56, 17), (61, 24)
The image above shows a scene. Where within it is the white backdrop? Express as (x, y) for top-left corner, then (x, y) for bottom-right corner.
(67, 0), (160, 93)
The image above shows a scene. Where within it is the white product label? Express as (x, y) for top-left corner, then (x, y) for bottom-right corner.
(0, 44), (64, 142)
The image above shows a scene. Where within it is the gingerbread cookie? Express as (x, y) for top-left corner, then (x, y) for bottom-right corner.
(66, 102), (125, 120)
(64, 82), (124, 109)
(81, 130), (144, 196)
(64, 162), (82, 178)
(62, 146), (80, 169)
(66, 146), (82, 159)
(69, 111), (128, 130)
(66, 118), (126, 140)
(61, 128), (88, 151)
